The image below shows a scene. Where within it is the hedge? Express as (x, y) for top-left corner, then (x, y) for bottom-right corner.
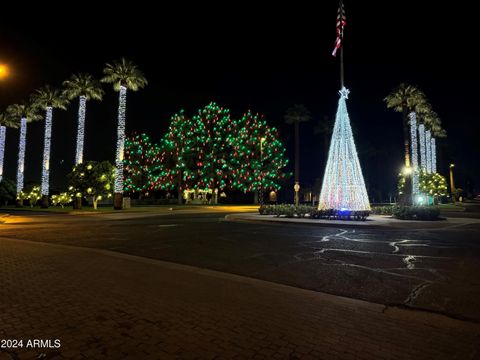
(258, 204), (370, 221)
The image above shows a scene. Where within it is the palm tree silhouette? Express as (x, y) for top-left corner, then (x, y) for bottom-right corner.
(284, 104), (311, 206)
(63, 73), (104, 165)
(101, 58), (147, 209)
(314, 115), (333, 166)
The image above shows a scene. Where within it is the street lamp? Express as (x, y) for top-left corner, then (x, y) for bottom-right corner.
(259, 137), (266, 204)
(449, 163), (456, 202)
(0, 63), (9, 80)
(294, 182), (300, 206)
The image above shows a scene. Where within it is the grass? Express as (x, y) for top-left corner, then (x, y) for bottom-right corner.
(435, 203), (466, 212)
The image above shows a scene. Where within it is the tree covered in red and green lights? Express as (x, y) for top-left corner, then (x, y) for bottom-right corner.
(152, 110), (191, 192)
(124, 133), (161, 195)
(126, 103), (289, 199)
(229, 111), (289, 193)
(181, 102), (237, 192)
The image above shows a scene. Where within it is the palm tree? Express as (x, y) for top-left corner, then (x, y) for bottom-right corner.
(314, 115), (333, 166)
(284, 104), (311, 206)
(63, 73), (104, 165)
(384, 83), (428, 168)
(0, 111), (19, 182)
(421, 109), (446, 173)
(422, 109), (446, 137)
(32, 85), (69, 207)
(6, 102), (42, 204)
(385, 84), (428, 204)
(101, 58), (147, 210)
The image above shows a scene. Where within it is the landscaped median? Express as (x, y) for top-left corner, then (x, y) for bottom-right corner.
(259, 204), (370, 221)
(224, 204), (480, 229)
(259, 204), (443, 221)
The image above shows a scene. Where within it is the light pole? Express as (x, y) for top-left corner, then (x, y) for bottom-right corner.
(449, 163), (456, 202)
(0, 63), (9, 80)
(294, 182), (300, 206)
(259, 137), (266, 205)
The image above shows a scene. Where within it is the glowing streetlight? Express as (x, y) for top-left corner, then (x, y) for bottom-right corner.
(0, 64), (9, 80)
(259, 137), (266, 205)
(402, 166), (413, 175)
(449, 163), (456, 201)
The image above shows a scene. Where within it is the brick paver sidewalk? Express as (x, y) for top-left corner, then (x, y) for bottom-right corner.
(0, 237), (478, 359)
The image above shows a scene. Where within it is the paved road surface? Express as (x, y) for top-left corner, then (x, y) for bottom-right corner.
(1, 237), (479, 359)
(1, 210), (479, 322)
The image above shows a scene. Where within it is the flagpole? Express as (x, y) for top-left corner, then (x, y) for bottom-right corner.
(340, 45), (344, 88)
(340, 0), (344, 88)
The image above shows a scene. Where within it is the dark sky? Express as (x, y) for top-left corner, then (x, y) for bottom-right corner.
(1, 2), (479, 200)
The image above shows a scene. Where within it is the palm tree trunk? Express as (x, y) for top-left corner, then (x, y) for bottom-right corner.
(75, 95), (87, 165)
(254, 190), (259, 204)
(16, 117), (27, 195)
(294, 121), (300, 206)
(426, 130), (432, 173)
(401, 108), (412, 205)
(177, 170), (183, 205)
(114, 86), (127, 210)
(40, 107), (53, 208)
(409, 112), (419, 197)
(402, 108), (411, 167)
(431, 137), (436, 173)
(419, 123), (426, 169)
(0, 126), (6, 182)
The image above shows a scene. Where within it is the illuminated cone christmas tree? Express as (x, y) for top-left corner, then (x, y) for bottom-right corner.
(318, 87), (370, 211)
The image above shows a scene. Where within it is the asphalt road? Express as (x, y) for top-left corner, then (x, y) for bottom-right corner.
(1, 210), (479, 322)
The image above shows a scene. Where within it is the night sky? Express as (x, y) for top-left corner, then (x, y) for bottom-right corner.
(1, 2), (478, 201)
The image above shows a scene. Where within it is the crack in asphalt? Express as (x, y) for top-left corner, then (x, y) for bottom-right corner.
(405, 281), (432, 305)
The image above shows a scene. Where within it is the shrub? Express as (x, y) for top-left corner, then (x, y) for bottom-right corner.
(258, 204), (370, 220)
(51, 193), (73, 208)
(371, 205), (394, 216)
(296, 205), (315, 217)
(392, 206), (440, 220)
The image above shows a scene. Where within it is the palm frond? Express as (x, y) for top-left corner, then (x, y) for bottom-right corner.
(63, 73), (104, 101)
(32, 85), (69, 110)
(6, 102), (43, 123)
(0, 112), (19, 128)
(101, 58), (148, 92)
(284, 104), (311, 124)
(384, 83), (427, 113)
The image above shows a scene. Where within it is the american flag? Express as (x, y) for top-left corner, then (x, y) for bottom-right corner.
(332, 1), (346, 57)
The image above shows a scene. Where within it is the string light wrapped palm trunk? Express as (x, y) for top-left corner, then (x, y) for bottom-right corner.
(426, 130), (432, 173)
(409, 112), (419, 196)
(40, 107), (53, 207)
(318, 88), (370, 211)
(16, 117), (27, 196)
(418, 124), (426, 170)
(75, 96), (87, 165)
(0, 126), (6, 182)
(431, 137), (436, 173)
(114, 86), (127, 209)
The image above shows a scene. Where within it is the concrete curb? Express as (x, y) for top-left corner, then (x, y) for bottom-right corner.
(224, 213), (480, 230)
